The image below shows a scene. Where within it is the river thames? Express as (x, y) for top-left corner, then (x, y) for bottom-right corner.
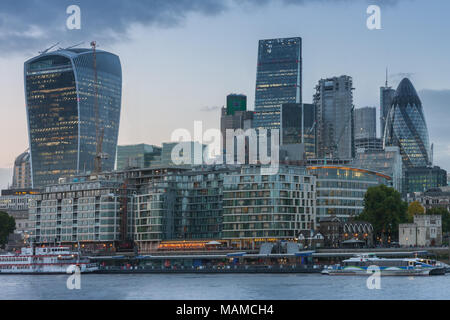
(1, 274), (449, 300)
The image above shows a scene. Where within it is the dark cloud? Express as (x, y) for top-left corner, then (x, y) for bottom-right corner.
(0, 0), (406, 55)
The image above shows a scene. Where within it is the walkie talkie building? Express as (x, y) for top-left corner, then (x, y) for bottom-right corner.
(24, 48), (122, 188)
(384, 78), (431, 168)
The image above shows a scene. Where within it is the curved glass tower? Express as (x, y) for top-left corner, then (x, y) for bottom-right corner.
(384, 78), (430, 168)
(25, 48), (122, 187)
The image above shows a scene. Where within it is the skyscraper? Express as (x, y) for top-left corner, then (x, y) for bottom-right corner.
(384, 78), (431, 169)
(25, 48), (122, 187)
(354, 107), (376, 139)
(220, 94), (253, 162)
(11, 150), (31, 190)
(226, 94), (247, 116)
(380, 75), (396, 139)
(253, 37), (302, 130)
(314, 76), (354, 159)
(280, 103), (315, 159)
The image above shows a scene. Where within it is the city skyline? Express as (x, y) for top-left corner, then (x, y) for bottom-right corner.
(1, 0), (450, 189)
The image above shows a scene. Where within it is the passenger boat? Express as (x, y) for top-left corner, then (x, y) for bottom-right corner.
(0, 245), (98, 274)
(321, 253), (446, 276)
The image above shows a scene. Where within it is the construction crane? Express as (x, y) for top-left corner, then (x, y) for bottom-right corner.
(38, 42), (60, 55)
(91, 41), (108, 174)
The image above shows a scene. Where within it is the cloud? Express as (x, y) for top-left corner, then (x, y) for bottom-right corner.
(0, 0), (407, 55)
(200, 105), (222, 112)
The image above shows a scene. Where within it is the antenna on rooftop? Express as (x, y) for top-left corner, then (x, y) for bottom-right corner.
(385, 67), (389, 87)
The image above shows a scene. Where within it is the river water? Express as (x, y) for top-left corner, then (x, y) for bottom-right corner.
(1, 274), (449, 300)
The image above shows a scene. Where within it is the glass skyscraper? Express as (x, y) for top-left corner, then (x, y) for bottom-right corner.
(384, 78), (431, 169)
(314, 76), (354, 159)
(253, 37), (302, 130)
(24, 48), (122, 188)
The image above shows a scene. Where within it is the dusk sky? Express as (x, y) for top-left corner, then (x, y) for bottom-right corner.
(0, 0), (450, 188)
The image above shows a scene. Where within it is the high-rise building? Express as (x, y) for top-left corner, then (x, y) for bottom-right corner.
(253, 37), (302, 130)
(280, 103), (315, 159)
(116, 144), (162, 170)
(354, 107), (376, 139)
(314, 76), (354, 159)
(380, 77), (396, 140)
(24, 48), (122, 187)
(384, 78), (431, 169)
(226, 94), (247, 116)
(11, 150), (31, 190)
(220, 94), (253, 161)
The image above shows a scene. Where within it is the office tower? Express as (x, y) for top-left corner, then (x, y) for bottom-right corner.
(380, 73), (396, 139)
(11, 150), (31, 190)
(116, 144), (162, 170)
(354, 107), (376, 139)
(404, 166), (447, 193)
(226, 94), (247, 115)
(352, 146), (403, 192)
(314, 76), (354, 159)
(24, 48), (122, 187)
(280, 103), (315, 159)
(220, 94), (253, 161)
(253, 37), (302, 130)
(384, 78), (431, 169)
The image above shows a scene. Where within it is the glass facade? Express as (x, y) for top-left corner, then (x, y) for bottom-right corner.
(384, 78), (430, 168)
(404, 166), (447, 193)
(380, 86), (396, 140)
(253, 37), (302, 130)
(280, 103), (315, 158)
(307, 166), (392, 221)
(25, 49), (122, 188)
(352, 146), (403, 192)
(116, 144), (162, 170)
(314, 76), (354, 159)
(354, 107), (376, 139)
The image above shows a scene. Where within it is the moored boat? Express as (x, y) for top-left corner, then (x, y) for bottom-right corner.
(0, 245), (98, 274)
(322, 253), (446, 276)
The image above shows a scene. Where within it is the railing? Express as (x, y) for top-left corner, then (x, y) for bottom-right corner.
(98, 264), (323, 273)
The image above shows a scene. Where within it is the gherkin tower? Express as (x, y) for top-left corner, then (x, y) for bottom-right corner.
(384, 78), (430, 168)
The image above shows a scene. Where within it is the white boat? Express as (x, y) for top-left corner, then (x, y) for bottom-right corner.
(322, 253), (446, 276)
(0, 246), (98, 274)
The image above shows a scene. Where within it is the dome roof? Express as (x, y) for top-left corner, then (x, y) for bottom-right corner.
(392, 78), (422, 107)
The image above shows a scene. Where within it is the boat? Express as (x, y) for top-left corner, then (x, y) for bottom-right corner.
(321, 253), (446, 276)
(0, 245), (98, 274)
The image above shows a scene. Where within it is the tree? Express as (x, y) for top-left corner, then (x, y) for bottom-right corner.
(0, 211), (15, 249)
(356, 184), (408, 244)
(426, 207), (450, 234)
(407, 201), (425, 222)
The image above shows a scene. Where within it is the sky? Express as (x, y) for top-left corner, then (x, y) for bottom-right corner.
(0, 0), (450, 188)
